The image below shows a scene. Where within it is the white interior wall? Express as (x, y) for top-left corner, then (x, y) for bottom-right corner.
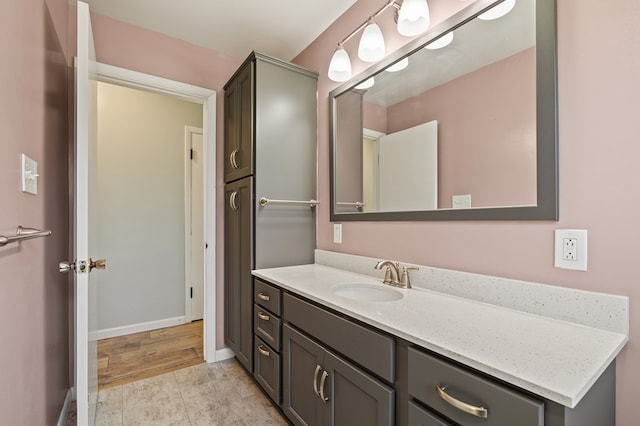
(96, 81), (203, 331)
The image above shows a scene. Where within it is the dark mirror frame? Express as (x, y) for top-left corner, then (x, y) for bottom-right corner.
(329, 0), (558, 221)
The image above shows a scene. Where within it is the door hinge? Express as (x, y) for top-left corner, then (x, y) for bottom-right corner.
(190, 149), (194, 160)
(190, 287), (193, 299)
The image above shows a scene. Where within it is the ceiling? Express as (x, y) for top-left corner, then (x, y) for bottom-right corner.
(80, 0), (358, 61)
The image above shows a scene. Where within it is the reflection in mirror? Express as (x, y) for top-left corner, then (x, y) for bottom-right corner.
(330, 0), (558, 221)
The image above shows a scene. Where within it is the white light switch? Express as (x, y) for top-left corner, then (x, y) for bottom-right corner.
(554, 229), (588, 271)
(21, 154), (38, 195)
(333, 223), (342, 244)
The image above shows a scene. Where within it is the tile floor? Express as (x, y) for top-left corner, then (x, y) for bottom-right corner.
(95, 358), (288, 425)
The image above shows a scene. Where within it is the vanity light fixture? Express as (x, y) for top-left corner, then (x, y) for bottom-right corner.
(328, 46), (352, 82)
(386, 57), (409, 72)
(327, 0), (431, 82)
(478, 0), (516, 20)
(424, 31), (454, 50)
(359, 22), (386, 62)
(355, 77), (375, 89)
(397, 0), (430, 36)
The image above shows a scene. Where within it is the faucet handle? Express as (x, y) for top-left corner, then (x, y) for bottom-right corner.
(400, 266), (419, 288)
(382, 266), (393, 284)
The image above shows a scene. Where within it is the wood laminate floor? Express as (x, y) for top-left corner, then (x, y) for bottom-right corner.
(98, 321), (204, 390)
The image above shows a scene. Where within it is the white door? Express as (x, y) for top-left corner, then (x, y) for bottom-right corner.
(72, 2), (99, 425)
(378, 120), (438, 211)
(186, 127), (205, 322)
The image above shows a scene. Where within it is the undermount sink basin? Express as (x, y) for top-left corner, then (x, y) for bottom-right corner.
(331, 282), (403, 302)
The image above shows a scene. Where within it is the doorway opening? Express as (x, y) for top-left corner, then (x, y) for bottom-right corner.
(91, 62), (224, 366)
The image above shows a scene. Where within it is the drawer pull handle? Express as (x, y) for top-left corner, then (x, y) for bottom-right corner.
(319, 370), (330, 403)
(258, 345), (271, 357)
(258, 293), (271, 301)
(436, 385), (488, 419)
(257, 312), (270, 321)
(313, 365), (322, 396)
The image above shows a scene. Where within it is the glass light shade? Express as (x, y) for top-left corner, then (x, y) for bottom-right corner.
(358, 23), (386, 62)
(328, 47), (352, 82)
(478, 0), (516, 20)
(386, 57), (409, 72)
(397, 0), (430, 36)
(425, 32), (454, 50)
(355, 77), (375, 90)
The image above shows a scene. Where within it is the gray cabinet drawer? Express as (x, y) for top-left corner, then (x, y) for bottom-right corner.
(408, 347), (544, 426)
(254, 336), (281, 404)
(254, 278), (281, 315)
(254, 304), (280, 350)
(408, 401), (454, 426)
(283, 293), (395, 383)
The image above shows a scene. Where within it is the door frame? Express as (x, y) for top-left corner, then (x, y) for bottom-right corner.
(184, 126), (205, 323)
(94, 62), (224, 362)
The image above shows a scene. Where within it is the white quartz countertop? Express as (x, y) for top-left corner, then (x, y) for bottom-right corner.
(252, 264), (628, 408)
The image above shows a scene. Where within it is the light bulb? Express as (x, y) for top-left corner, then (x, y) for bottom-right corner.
(355, 77), (375, 90)
(478, 0), (516, 20)
(358, 23), (386, 62)
(425, 32), (454, 50)
(397, 0), (430, 36)
(328, 47), (352, 82)
(386, 57), (409, 72)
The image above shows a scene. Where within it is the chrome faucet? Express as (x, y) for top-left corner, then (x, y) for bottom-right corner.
(374, 260), (418, 289)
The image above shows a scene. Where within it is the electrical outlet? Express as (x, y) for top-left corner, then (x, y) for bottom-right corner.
(555, 229), (587, 271)
(562, 238), (577, 261)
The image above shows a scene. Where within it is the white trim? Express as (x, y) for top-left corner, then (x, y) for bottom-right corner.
(212, 348), (235, 362)
(93, 62), (219, 363)
(56, 388), (74, 426)
(363, 127), (385, 141)
(91, 316), (186, 340)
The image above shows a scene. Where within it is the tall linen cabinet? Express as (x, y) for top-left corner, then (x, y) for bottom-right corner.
(224, 52), (318, 372)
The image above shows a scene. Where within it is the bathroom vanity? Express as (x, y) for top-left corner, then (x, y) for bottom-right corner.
(248, 252), (628, 426)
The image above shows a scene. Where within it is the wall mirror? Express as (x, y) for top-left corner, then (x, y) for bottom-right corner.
(329, 0), (557, 221)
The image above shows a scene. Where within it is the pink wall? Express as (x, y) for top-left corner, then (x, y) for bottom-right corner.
(0, 0), (71, 423)
(86, 12), (243, 349)
(294, 0), (640, 424)
(387, 48), (536, 208)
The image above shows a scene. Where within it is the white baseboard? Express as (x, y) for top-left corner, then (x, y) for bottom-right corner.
(212, 348), (234, 362)
(91, 316), (186, 340)
(56, 388), (73, 426)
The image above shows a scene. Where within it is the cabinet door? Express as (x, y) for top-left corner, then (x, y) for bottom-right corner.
(282, 324), (324, 426)
(323, 351), (395, 426)
(224, 177), (254, 371)
(224, 62), (253, 183)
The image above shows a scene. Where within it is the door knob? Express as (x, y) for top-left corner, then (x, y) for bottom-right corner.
(89, 258), (106, 271)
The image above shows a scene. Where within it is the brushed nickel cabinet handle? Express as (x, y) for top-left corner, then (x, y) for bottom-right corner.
(230, 149), (239, 169)
(313, 365), (322, 396)
(319, 370), (330, 403)
(229, 191), (238, 211)
(257, 293), (271, 301)
(257, 312), (270, 321)
(258, 345), (270, 357)
(436, 385), (488, 419)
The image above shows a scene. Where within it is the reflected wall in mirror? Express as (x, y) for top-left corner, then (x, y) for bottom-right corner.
(330, 0), (558, 221)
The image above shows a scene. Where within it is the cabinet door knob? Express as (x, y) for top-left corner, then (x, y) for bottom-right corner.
(230, 149), (239, 169)
(313, 365), (322, 396)
(319, 370), (330, 403)
(436, 385), (488, 418)
(229, 191), (238, 211)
